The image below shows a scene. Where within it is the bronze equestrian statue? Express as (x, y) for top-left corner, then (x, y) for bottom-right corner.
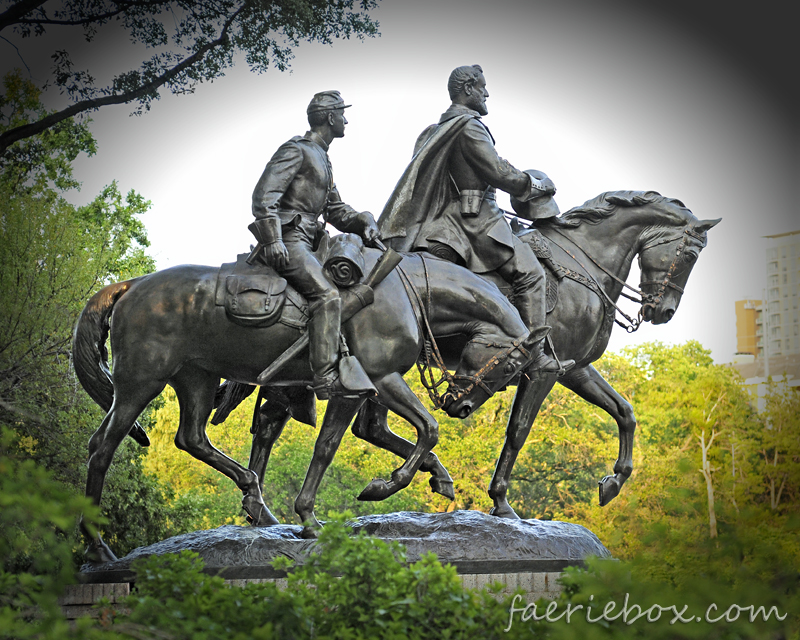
(72, 77), (721, 560)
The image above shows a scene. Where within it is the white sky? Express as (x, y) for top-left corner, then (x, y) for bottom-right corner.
(4, 0), (796, 363)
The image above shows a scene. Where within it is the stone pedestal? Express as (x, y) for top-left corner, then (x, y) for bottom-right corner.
(69, 511), (609, 617)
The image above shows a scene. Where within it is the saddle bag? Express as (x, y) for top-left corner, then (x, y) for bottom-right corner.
(224, 274), (288, 328)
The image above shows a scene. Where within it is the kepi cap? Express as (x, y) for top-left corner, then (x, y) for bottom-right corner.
(307, 90), (351, 114)
(510, 169), (560, 220)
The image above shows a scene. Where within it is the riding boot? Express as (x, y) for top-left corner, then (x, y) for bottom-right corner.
(513, 280), (576, 375)
(308, 295), (375, 400)
(308, 294), (345, 400)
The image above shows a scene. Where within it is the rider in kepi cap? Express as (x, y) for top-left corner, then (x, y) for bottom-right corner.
(250, 90), (379, 400)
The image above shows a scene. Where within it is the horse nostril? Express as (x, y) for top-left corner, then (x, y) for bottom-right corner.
(458, 403), (472, 419)
(665, 308), (675, 321)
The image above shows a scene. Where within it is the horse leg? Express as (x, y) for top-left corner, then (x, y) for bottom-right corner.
(248, 399), (291, 495)
(171, 371), (278, 527)
(352, 400), (454, 500)
(83, 378), (165, 563)
(295, 395), (365, 539)
(559, 365), (636, 506)
(356, 373), (439, 502)
(488, 372), (557, 519)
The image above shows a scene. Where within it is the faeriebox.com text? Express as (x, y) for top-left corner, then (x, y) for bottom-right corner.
(505, 593), (788, 632)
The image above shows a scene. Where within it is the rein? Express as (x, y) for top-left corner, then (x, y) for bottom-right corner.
(547, 225), (700, 333)
(395, 254), (530, 410)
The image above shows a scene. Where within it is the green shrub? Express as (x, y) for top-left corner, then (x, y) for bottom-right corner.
(0, 429), (115, 639)
(114, 514), (531, 639)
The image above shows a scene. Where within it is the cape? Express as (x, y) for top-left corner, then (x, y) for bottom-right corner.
(377, 115), (473, 252)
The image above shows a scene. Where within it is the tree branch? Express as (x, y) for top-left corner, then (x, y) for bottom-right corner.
(0, 3), (244, 153)
(0, 0), (48, 32)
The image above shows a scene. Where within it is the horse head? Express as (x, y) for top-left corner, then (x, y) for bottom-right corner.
(439, 330), (541, 419)
(637, 206), (721, 325)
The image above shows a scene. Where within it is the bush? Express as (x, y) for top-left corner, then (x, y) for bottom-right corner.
(112, 514), (531, 640)
(0, 429), (114, 639)
(508, 514), (800, 640)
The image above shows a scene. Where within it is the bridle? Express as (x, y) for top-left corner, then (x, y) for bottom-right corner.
(395, 254), (531, 410)
(548, 224), (704, 333)
(637, 226), (705, 325)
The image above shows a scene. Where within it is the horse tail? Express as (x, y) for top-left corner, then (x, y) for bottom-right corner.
(72, 277), (151, 447)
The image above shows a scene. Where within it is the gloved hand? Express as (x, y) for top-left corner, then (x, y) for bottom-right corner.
(262, 240), (289, 270)
(360, 213), (381, 245)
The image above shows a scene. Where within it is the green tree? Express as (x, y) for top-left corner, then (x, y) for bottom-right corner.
(0, 429), (118, 639)
(757, 381), (800, 513)
(0, 0), (380, 152)
(0, 72), (185, 558)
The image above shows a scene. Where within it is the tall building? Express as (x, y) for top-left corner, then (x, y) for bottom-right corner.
(764, 230), (800, 357)
(731, 230), (800, 409)
(735, 298), (762, 357)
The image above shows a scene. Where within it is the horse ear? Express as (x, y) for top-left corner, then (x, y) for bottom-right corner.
(694, 218), (721, 233)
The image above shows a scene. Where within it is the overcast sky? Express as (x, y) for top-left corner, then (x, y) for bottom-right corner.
(4, 0), (796, 363)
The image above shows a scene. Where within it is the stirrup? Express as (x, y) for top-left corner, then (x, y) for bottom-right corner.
(527, 333), (575, 376)
(311, 372), (374, 401)
(311, 373), (346, 400)
(545, 333), (574, 376)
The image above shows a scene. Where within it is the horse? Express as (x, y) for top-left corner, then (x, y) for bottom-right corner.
(72, 248), (540, 558)
(243, 190), (719, 520)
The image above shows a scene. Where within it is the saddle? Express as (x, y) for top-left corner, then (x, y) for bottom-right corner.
(215, 232), (368, 329)
(514, 226), (561, 315)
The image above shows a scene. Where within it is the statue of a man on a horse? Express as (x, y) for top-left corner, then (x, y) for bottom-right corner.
(72, 69), (720, 562)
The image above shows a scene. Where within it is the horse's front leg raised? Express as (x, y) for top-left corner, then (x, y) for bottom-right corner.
(355, 372), (439, 502)
(352, 400), (454, 500)
(488, 371), (557, 520)
(559, 365), (636, 506)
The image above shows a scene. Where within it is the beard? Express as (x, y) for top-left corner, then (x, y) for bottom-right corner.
(467, 94), (488, 116)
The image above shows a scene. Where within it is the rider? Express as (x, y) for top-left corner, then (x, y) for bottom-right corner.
(379, 65), (574, 374)
(250, 90), (380, 399)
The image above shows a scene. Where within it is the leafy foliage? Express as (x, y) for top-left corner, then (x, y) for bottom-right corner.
(0, 429), (113, 640)
(518, 516), (799, 639)
(0, 71), (187, 559)
(111, 515), (531, 639)
(0, 0), (380, 151)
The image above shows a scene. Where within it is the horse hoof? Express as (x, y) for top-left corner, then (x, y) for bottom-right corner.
(489, 505), (521, 520)
(242, 494), (279, 526)
(357, 478), (393, 501)
(84, 540), (118, 565)
(598, 476), (621, 506)
(429, 477), (455, 500)
(300, 525), (320, 540)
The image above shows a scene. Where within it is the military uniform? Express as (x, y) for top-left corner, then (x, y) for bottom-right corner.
(251, 92), (377, 397)
(379, 104), (559, 347)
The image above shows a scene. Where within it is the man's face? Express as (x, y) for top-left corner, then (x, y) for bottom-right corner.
(465, 73), (489, 116)
(329, 109), (348, 138)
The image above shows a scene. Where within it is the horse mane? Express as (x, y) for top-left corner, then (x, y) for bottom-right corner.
(549, 190), (687, 227)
